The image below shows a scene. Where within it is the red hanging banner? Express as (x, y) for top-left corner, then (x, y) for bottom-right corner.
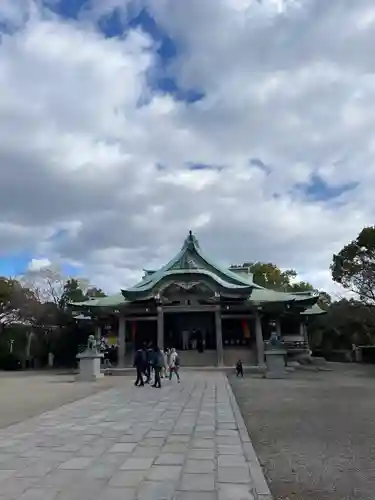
(242, 319), (250, 339)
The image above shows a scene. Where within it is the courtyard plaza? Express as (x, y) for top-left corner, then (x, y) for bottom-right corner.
(0, 372), (269, 500)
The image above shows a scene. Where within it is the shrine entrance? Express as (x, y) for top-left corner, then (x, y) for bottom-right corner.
(133, 320), (157, 350)
(164, 311), (216, 351)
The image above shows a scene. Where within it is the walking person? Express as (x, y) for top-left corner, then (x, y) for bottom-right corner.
(235, 359), (244, 377)
(133, 346), (146, 386)
(169, 348), (180, 382)
(160, 349), (168, 378)
(152, 346), (164, 388)
(145, 343), (153, 383)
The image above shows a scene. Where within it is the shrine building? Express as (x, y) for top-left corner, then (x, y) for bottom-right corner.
(71, 231), (325, 367)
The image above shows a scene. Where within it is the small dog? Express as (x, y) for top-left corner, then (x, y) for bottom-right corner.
(235, 359), (243, 377)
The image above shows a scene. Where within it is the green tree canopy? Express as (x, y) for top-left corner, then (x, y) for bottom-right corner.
(230, 262), (314, 292)
(317, 290), (332, 311)
(0, 277), (39, 326)
(311, 298), (375, 349)
(59, 279), (87, 309)
(86, 287), (106, 298)
(331, 226), (375, 305)
(0, 277), (19, 323)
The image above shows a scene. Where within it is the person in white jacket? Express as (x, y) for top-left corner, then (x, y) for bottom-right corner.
(160, 349), (168, 378)
(168, 348), (180, 382)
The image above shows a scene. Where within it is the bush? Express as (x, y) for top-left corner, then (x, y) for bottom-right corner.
(360, 346), (375, 364)
(0, 352), (22, 371)
(312, 349), (351, 362)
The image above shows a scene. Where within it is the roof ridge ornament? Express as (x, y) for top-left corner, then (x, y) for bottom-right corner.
(184, 230), (201, 251)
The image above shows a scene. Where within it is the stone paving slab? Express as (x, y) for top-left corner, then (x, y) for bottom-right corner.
(0, 373), (271, 499)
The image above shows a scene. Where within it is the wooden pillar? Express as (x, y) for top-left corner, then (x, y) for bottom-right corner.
(255, 310), (265, 366)
(275, 318), (281, 338)
(95, 324), (101, 344)
(157, 307), (164, 350)
(118, 315), (126, 368)
(300, 320), (308, 344)
(215, 307), (224, 366)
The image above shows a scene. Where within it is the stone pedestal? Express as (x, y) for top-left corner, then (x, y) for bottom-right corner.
(76, 349), (104, 382)
(264, 349), (287, 379)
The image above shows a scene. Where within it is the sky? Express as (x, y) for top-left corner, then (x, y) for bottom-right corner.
(0, 0), (373, 298)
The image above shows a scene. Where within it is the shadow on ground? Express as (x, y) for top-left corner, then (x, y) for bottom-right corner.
(229, 363), (375, 500)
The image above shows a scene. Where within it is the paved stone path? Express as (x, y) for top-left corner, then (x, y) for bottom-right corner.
(0, 373), (270, 500)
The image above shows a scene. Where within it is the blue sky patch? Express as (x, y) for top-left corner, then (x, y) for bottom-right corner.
(43, 0), (89, 20)
(128, 8), (204, 103)
(294, 174), (358, 202)
(153, 78), (204, 103)
(42, 2), (204, 104)
(0, 252), (80, 279)
(128, 8), (177, 61)
(187, 163), (223, 171)
(0, 252), (31, 277)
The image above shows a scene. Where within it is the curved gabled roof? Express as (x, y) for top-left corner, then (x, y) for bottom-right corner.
(69, 231), (325, 314)
(121, 231), (257, 300)
(122, 269), (254, 301)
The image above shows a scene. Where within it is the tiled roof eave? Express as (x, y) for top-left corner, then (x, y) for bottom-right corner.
(122, 269), (254, 299)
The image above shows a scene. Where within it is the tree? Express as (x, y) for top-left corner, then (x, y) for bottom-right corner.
(230, 262), (315, 292)
(317, 291), (332, 311)
(331, 226), (375, 305)
(20, 265), (89, 309)
(310, 298), (375, 350)
(86, 287), (106, 298)
(20, 265), (66, 306)
(59, 279), (86, 310)
(289, 281), (314, 293)
(0, 277), (39, 328)
(0, 277), (21, 327)
(0, 277), (47, 367)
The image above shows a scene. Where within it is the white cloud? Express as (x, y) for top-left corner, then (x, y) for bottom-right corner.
(27, 258), (52, 272)
(0, 0), (374, 298)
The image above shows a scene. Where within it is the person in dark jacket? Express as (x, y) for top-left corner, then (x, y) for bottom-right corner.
(133, 347), (146, 386)
(152, 346), (163, 388)
(236, 359), (243, 377)
(145, 344), (153, 383)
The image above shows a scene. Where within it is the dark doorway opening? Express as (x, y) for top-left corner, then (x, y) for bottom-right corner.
(164, 312), (216, 351)
(133, 320), (157, 350)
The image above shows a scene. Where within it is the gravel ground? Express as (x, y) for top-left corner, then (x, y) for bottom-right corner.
(229, 364), (375, 500)
(0, 371), (128, 429)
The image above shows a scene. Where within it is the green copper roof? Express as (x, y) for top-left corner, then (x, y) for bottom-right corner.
(250, 288), (317, 303)
(300, 303), (326, 315)
(121, 231), (255, 300)
(70, 293), (126, 308)
(69, 232), (323, 315)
